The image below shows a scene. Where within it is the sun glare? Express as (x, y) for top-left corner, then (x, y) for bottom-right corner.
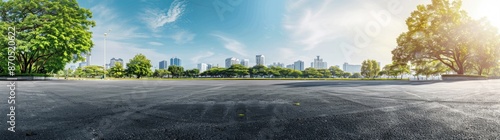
(475, 0), (500, 29)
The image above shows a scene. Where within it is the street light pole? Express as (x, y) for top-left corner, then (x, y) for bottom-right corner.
(103, 29), (111, 79)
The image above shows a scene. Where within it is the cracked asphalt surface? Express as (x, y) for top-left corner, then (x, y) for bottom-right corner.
(1, 80), (499, 139)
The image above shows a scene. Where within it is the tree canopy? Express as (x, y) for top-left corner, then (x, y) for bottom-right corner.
(0, 0), (95, 74)
(109, 62), (125, 78)
(167, 65), (184, 78)
(126, 54), (152, 78)
(361, 59), (380, 78)
(392, 0), (500, 75)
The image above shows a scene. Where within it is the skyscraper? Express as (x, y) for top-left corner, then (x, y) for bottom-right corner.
(170, 57), (182, 66)
(159, 60), (168, 69)
(197, 63), (208, 73)
(270, 62), (285, 68)
(343, 62), (362, 73)
(256, 55), (265, 66)
(294, 60), (305, 71)
(313, 56), (328, 69)
(286, 64), (294, 69)
(225, 57), (240, 68)
(240, 59), (249, 67)
(86, 52), (91, 66)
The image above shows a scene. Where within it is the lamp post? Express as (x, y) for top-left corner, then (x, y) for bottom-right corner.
(103, 29), (111, 79)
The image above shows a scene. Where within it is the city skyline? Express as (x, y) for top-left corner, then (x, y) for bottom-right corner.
(68, 0), (500, 70)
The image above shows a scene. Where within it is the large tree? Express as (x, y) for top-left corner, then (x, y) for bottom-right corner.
(227, 64), (249, 78)
(109, 62), (125, 78)
(0, 0), (95, 74)
(361, 59), (380, 78)
(126, 54), (152, 78)
(167, 65), (184, 78)
(392, 0), (500, 75)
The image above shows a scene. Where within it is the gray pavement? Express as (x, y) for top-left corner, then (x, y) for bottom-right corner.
(1, 80), (499, 139)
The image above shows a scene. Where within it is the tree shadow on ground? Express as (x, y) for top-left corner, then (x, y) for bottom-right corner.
(273, 80), (465, 88)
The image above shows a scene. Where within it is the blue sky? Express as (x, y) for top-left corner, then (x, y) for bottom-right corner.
(73, 0), (500, 69)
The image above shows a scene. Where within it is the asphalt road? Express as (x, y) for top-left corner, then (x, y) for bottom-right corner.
(1, 80), (499, 139)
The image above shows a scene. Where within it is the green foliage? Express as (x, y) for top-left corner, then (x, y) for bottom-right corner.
(126, 54), (152, 78)
(303, 68), (321, 78)
(82, 65), (104, 77)
(413, 60), (449, 80)
(167, 65), (184, 78)
(250, 65), (268, 78)
(0, 0), (95, 74)
(342, 72), (352, 78)
(184, 69), (200, 78)
(350, 73), (362, 78)
(227, 64), (249, 78)
(361, 59), (380, 78)
(279, 68), (293, 78)
(316, 69), (332, 78)
(290, 70), (302, 78)
(109, 62), (125, 78)
(328, 66), (344, 78)
(153, 69), (171, 78)
(392, 0), (500, 75)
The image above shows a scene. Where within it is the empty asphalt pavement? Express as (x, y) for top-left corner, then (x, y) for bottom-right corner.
(1, 80), (499, 139)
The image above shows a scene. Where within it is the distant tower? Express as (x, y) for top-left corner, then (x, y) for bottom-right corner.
(256, 55), (265, 66)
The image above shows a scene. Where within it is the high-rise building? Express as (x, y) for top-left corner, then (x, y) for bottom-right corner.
(240, 59), (249, 67)
(170, 57), (182, 66)
(159, 60), (168, 69)
(207, 64), (213, 70)
(110, 58), (124, 68)
(313, 56), (328, 69)
(86, 52), (91, 66)
(343, 62), (362, 74)
(256, 55), (265, 66)
(286, 64), (294, 69)
(225, 57), (240, 68)
(270, 62), (285, 68)
(197, 63), (208, 73)
(294, 60), (305, 71)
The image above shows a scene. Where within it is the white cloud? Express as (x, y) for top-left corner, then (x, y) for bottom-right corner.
(191, 51), (215, 63)
(170, 30), (195, 44)
(148, 42), (164, 46)
(213, 34), (248, 57)
(141, 0), (186, 32)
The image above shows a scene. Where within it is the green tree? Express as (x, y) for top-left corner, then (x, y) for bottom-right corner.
(392, 0), (500, 75)
(126, 54), (152, 78)
(328, 66), (344, 78)
(342, 72), (352, 78)
(290, 70), (303, 78)
(227, 64), (249, 78)
(83, 65), (104, 77)
(184, 69), (200, 78)
(153, 69), (171, 78)
(268, 66), (283, 78)
(0, 0), (95, 74)
(167, 65), (184, 78)
(250, 65), (268, 78)
(74, 67), (84, 78)
(303, 68), (320, 78)
(317, 69), (332, 78)
(350, 73), (362, 78)
(109, 62), (125, 78)
(361, 59), (380, 78)
(279, 68), (293, 78)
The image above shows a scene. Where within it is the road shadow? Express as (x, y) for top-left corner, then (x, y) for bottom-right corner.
(273, 80), (464, 88)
